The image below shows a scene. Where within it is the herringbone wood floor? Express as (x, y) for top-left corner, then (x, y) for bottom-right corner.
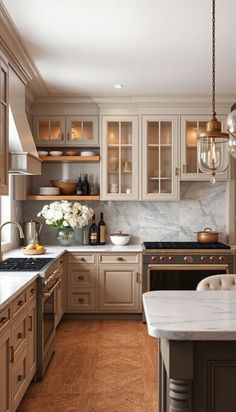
(17, 320), (158, 412)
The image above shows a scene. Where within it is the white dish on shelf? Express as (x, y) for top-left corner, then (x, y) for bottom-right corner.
(49, 151), (63, 156)
(80, 151), (96, 157)
(38, 151), (49, 156)
(39, 187), (60, 195)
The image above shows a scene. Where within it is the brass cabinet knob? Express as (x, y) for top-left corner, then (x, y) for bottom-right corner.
(17, 300), (23, 306)
(17, 332), (23, 339)
(78, 297), (84, 303)
(78, 275), (85, 280)
(18, 375), (24, 382)
(0, 316), (7, 325)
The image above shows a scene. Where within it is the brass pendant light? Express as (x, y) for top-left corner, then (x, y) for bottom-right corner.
(227, 102), (236, 158)
(197, 0), (229, 184)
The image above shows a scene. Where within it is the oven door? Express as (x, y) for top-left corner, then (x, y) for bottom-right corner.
(42, 280), (59, 357)
(147, 264), (229, 291)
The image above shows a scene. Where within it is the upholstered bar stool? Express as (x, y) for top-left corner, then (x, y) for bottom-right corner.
(196, 274), (236, 291)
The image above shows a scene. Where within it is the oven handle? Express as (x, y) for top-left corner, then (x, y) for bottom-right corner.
(43, 279), (60, 299)
(147, 264), (229, 270)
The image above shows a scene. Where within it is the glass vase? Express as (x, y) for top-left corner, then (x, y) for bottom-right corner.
(56, 227), (75, 246)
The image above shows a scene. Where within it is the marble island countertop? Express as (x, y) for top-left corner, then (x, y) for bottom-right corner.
(143, 290), (236, 341)
(0, 272), (38, 310)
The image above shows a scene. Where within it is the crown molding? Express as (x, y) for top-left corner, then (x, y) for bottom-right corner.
(0, 2), (47, 96)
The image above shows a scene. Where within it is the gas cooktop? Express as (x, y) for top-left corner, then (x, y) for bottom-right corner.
(143, 242), (231, 250)
(0, 257), (53, 271)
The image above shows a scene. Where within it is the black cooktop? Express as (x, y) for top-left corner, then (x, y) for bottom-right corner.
(0, 258), (53, 271)
(143, 242), (231, 250)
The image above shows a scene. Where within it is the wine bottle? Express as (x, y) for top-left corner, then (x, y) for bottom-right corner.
(76, 175), (83, 195)
(98, 212), (106, 245)
(82, 174), (90, 196)
(89, 214), (98, 245)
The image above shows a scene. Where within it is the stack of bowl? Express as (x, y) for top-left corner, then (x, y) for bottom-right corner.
(109, 183), (118, 194)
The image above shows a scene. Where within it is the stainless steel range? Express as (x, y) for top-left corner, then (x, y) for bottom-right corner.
(143, 242), (235, 292)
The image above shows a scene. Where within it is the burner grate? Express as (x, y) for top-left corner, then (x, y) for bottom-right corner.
(143, 241), (231, 250)
(0, 257), (53, 271)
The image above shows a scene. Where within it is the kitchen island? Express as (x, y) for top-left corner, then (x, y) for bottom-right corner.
(143, 290), (236, 412)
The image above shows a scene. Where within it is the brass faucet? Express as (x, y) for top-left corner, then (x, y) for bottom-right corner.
(0, 220), (24, 261)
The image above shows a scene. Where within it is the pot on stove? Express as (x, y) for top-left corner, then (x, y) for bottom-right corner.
(194, 228), (220, 243)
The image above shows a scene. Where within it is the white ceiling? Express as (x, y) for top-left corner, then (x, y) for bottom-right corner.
(2, 0), (236, 97)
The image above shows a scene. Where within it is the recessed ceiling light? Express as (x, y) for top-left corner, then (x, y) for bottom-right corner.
(114, 84), (124, 89)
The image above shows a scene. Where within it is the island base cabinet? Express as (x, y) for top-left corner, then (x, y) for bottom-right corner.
(159, 339), (236, 412)
(11, 347), (27, 412)
(0, 327), (11, 412)
(98, 265), (141, 312)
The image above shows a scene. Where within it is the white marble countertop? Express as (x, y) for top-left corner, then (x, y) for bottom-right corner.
(0, 272), (38, 311)
(143, 290), (236, 341)
(0, 244), (142, 311)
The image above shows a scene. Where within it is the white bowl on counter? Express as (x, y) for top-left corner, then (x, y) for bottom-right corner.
(39, 187), (60, 195)
(110, 232), (130, 245)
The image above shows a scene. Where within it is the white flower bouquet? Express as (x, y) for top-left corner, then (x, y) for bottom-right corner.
(37, 200), (94, 229)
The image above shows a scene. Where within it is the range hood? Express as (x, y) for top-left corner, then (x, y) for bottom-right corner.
(8, 69), (42, 175)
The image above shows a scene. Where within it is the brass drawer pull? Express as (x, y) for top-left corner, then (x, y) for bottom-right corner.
(10, 346), (14, 363)
(78, 275), (85, 280)
(18, 374), (24, 382)
(60, 260), (63, 264)
(78, 297), (84, 303)
(28, 316), (33, 332)
(78, 257), (86, 262)
(17, 332), (23, 339)
(30, 288), (35, 294)
(17, 300), (23, 307)
(115, 256), (124, 261)
(0, 316), (8, 325)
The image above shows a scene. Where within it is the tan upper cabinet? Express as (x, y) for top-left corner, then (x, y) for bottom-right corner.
(142, 115), (179, 200)
(180, 115), (229, 181)
(0, 53), (9, 195)
(65, 116), (98, 146)
(33, 115), (98, 147)
(101, 115), (139, 200)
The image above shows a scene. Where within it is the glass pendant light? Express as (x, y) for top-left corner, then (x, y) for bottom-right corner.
(227, 105), (236, 158)
(197, 0), (229, 184)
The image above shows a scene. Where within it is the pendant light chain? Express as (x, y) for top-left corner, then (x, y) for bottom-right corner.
(212, 0), (216, 116)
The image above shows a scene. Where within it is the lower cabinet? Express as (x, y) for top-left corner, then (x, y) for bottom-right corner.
(0, 280), (37, 412)
(98, 265), (141, 312)
(0, 326), (11, 412)
(66, 252), (142, 313)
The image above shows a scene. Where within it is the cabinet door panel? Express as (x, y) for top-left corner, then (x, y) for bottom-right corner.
(99, 265), (141, 312)
(12, 347), (27, 411)
(142, 115), (179, 200)
(33, 116), (65, 146)
(66, 116), (98, 145)
(67, 288), (98, 312)
(101, 116), (139, 200)
(68, 264), (97, 288)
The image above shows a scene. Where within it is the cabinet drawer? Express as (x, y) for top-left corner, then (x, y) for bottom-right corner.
(12, 307), (27, 358)
(27, 281), (36, 301)
(0, 305), (10, 332)
(12, 292), (27, 318)
(67, 289), (97, 312)
(12, 346), (27, 411)
(67, 264), (97, 288)
(68, 253), (96, 264)
(99, 253), (140, 264)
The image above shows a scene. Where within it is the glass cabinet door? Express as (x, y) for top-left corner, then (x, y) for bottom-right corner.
(180, 115), (228, 181)
(33, 116), (65, 146)
(66, 116), (98, 145)
(102, 116), (138, 200)
(142, 116), (179, 200)
(0, 55), (8, 195)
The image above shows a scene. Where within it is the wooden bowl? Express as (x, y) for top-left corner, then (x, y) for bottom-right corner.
(65, 151), (78, 156)
(22, 247), (46, 255)
(50, 180), (77, 195)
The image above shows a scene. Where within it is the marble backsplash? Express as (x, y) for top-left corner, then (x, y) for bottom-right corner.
(23, 182), (227, 245)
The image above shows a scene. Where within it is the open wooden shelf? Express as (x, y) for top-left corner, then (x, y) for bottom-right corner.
(40, 155), (100, 162)
(26, 195), (100, 201)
